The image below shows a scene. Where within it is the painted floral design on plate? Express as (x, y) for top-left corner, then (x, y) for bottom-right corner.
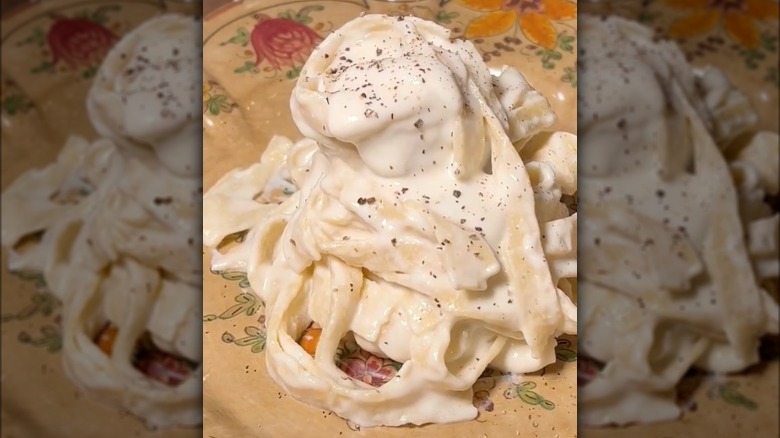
(335, 336), (402, 386)
(0, 78), (34, 116)
(14, 5), (123, 79)
(654, 0), (778, 85)
(583, 0), (778, 87)
(203, 80), (239, 115)
(1, 0), (167, 126)
(207, 270), (578, 423)
(0, 272), (63, 354)
(216, 5), (328, 79)
(203, 0), (575, 89)
(438, 0), (578, 84)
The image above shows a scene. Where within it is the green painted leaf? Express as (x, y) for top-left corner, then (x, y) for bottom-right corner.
(1, 292), (59, 322)
(519, 381), (537, 390)
(637, 11), (660, 24)
(207, 96), (228, 115)
(3, 304), (35, 321)
(16, 28), (45, 47)
(519, 390), (544, 405)
(218, 303), (249, 319)
(555, 347), (577, 362)
(17, 325), (62, 353)
(250, 339), (266, 353)
(82, 66), (98, 80)
(558, 34), (574, 52)
(740, 48), (764, 70)
(217, 292), (260, 319)
(220, 28), (250, 46)
(206, 94), (238, 116)
(290, 5), (324, 24)
(719, 382), (758, 410)
(244, 326), (262, 337)
(537, 49), (560, 69)
(46, 338), (63, 353)
(761, 32), (777, 52)
(435, 11), (459, 24)
(539, 399), (556, 410)
(561, 66), (577, 88)
(286, 66), (302, 79)
(30, 60), (55, 74)
(234, 326), (266, 352)
(234, 336), (257, 346)
(203, 314), (218, 322)
(222, 271), (246, 282)
(295, 15), (312, 25)
(234, 61), (259, 74)
(11, 270), (47, 289)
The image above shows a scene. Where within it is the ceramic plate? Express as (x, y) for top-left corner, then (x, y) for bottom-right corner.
(579, 1), (779, 437)
(0, 1), (199, 436)
(202, 0), (577, 436)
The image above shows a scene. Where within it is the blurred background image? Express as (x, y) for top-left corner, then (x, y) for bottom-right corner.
(1, 1), (202, 436)
(577, 1), (778, 437)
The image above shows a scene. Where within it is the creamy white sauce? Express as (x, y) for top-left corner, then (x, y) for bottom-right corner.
(87, 14), (201, 178)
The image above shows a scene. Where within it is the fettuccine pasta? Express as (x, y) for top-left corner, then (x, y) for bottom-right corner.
(204, 14), (577, 427)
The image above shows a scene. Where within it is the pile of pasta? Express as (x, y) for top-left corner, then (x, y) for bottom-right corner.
(204, 15), (577, 427)
(1, 137), (202, 428)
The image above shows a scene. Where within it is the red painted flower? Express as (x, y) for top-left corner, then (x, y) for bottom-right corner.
(577, 355), (602, 387)
(250, 14), (322, 71)
(340, 354), (397, 387)
(47, 17), (117, 68)
(473, 389), (495, 411)
(133, 342), (197, 387)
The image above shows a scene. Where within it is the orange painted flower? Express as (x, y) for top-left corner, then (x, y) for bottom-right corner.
(460, 0), (576, 49)
(665, 0), (779, 48)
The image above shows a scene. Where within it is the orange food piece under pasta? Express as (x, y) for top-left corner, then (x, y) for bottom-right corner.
(95, 323), (119, 356)
(299, 327), (322, 356)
